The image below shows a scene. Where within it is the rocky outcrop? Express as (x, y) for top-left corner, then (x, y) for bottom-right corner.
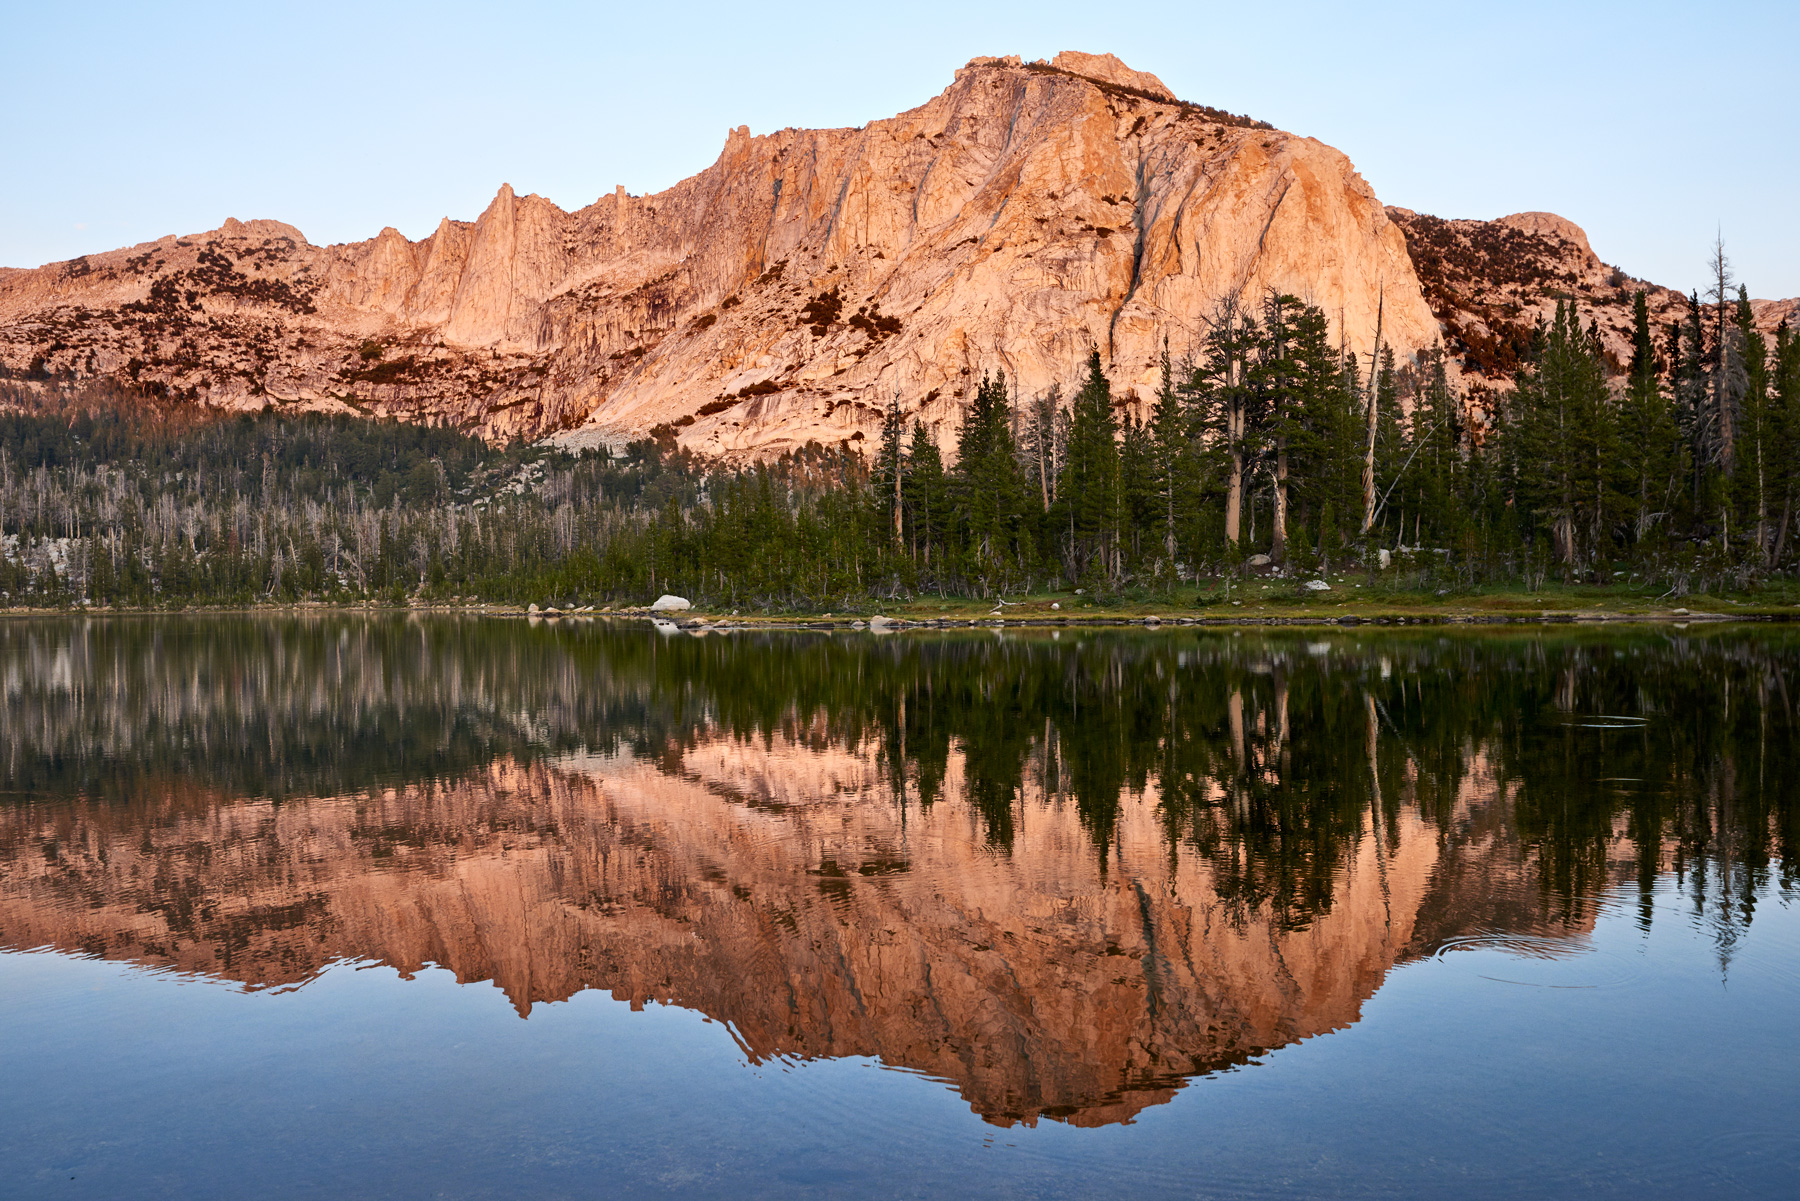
(0, 53), (1438, 455)
(1389, 206), (1797, 383)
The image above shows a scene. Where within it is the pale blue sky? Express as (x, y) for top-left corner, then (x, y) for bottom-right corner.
(5, 1), (1794, 297)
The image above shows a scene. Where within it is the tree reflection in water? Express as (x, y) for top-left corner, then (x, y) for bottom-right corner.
(2, 617), (1795, 1125)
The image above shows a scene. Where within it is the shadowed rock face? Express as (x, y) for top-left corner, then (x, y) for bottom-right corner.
(1388, 207), (1797, 383)
(0, 52), (1437, 453)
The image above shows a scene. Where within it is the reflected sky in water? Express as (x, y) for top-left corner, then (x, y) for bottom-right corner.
(2, 617), (1798, 1198)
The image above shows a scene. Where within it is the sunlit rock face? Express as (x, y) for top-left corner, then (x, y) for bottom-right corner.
(0, 739), (1446, 1128)
(0, 52), (1436, 454)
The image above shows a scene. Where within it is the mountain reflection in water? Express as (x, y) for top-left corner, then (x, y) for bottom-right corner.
(2, 617), (1795, 1128)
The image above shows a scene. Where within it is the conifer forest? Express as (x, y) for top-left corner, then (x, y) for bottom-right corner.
(2, 272), (1797, 610)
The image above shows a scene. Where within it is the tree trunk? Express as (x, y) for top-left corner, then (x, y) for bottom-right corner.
(1271, 439), (1288, 563)
(1228, 689), (1246, 772)
(1274, 671), (1290, 761)
(893, 459), (903, 546)
(1594, 471), (1604, 552)
(1364, 693), (1387, 874)
(1225, 408), (1243, 547)
(1756, 439), (1769, 563)
(1164, 468), (1176, 567)
(1359, 289), (1384, 535)
(1773, 494), (1792, 566)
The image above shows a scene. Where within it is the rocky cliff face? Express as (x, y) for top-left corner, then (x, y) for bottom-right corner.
(0, 52), (1438, 455)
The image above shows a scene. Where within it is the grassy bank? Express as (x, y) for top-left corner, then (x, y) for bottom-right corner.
(578, 571), (1798, 624)
(9, 575), (1800, 626)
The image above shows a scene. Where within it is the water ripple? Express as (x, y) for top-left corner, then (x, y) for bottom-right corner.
(1431, 933), (1642, 989)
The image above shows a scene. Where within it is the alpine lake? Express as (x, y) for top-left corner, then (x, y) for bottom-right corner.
(2, 614), (1797, 1199)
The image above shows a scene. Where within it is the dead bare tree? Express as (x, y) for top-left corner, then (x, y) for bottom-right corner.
(1360, 284), (1385, 536)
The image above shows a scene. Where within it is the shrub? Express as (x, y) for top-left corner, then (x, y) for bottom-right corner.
(848, 303), (902, 340)
(800, 287), (843, 336)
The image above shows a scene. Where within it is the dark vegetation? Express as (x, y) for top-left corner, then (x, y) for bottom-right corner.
(848, 302), (903, 340)
(800, 286), (844, 336)
(119, 245), (317, 318)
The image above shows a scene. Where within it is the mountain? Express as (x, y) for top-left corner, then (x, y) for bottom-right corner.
(0, 52), (1435, 454)
(2, 51), (1790, 455)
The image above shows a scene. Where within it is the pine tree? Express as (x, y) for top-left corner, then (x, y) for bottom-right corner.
(1287, 302), (1360, 567)
(1193, 295), (1263, 551)
(953, 371), (1026, 588)
(905, 422), (949, 574)
(1408, 343), (1467, 551)
(1148, 341), (1192, 573)
(87, 532), (114, 603)
(1119, 412), (1158, 573)
(874, 389), (906, 546)
(1059, 349), (1122, 582)
(1504, 302), (1614, 570)
(1616, 291), (1682, 547)
(1673, 292), (1718, 520)
(1705, 237), (1740, 473)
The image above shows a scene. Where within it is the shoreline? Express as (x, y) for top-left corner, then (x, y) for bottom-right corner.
(3, 599), (1791, 629)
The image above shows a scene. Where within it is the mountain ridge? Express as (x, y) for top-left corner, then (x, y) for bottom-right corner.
(2, 52), (1789, 455)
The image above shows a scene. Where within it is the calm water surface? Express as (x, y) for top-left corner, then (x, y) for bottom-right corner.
(2, 617), (1797, 1198)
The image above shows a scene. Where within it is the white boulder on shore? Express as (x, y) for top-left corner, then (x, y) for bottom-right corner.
(650, 595), (692, 612)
